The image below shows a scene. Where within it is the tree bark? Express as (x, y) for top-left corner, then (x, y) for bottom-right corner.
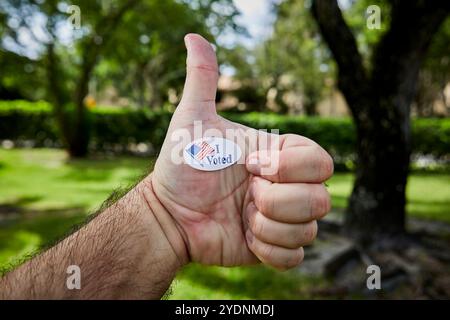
(311, 0), (449, 243)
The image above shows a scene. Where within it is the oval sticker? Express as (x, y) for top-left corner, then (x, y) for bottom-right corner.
(184, 137), (242, 171)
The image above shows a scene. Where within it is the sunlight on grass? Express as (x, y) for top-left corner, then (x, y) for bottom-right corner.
(169, 264), (327, 299)
(326, 172), (450, 223)
(0, 148), (151, 211)
(326, 173), (354, 211)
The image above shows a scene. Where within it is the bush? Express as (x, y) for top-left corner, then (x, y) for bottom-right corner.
(0, 100), (449, 159)
(0, 100), (58, 145)
(224, 112), (357, 158)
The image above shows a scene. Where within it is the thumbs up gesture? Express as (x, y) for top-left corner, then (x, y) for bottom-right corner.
(147, 34), (333, 270)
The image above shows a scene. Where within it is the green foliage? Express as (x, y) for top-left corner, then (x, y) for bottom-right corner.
(341, 0), (391, 66)
(0, 50), (44, 100)
(412, 118), (450, 157)
(224, 112), (356, 157)
(0, 100), (59, 144)
(262, 0), (334, 113)
(0, 0), (243, 105)
(1, 101), (449, 159)
(226, 0), (334, 114)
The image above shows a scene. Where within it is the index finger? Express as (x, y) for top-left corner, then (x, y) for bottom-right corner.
(246, 142), (334, 183)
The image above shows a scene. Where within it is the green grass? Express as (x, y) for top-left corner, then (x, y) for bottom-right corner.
(0, 148), (152, 211)
(327, 172), (450, 222)
(0, 148), (448, 298)
(170, 263), (326, 299)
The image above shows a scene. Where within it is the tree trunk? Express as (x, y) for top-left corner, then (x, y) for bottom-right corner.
(47, 47), (90, 158)
(67, 106), (90, 158)
(311, 0), (449, 243)
(70, 53), (94, 158)
(346, 97), (410, 241)
(303, 100), (317, 116)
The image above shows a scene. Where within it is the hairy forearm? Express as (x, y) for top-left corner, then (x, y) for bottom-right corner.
(0, 176), (187, 299)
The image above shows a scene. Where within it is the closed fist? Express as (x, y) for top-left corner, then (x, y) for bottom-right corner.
(147, 34), (333, 270)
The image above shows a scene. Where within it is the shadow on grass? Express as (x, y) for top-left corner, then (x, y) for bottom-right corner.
(0, 201), (88, 272)
(176, 263), (325, 299)
(62, 156), (151, 182)
(0, 196), (44, 216)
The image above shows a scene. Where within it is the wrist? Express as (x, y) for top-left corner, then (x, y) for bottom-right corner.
(138, 175), (190, 269)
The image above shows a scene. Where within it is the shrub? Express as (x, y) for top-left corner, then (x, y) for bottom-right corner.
(0, 100), (449, 160)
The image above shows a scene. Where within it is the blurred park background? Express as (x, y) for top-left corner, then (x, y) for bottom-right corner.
(0, 0), (449, 299)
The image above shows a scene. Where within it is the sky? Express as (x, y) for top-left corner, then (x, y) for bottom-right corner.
(232, 0), (276, 47)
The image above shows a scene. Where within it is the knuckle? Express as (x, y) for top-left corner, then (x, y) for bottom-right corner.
(312, 186), (331, 218)
(319, 151), (334, 180)
(187, 64), (219, 74)
(288, 228), (303, 249)
(281, 248), (305, 270)
(287, 226), (306, 249)
(260, 188), (275, 218)
(254, 191), (265, 213)
(251, 213), (266, 237)
(304, 221), (318, 244)
(277, 153), (288, 182)
(296, 247), (305, 265)
(260, 243), (275, 262)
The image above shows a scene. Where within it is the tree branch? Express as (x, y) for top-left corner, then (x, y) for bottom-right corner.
(371, 0), (449, 104)
(311, 0), (369, 117)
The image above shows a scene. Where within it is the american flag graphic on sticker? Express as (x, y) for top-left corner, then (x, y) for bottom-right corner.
(187, 141), (215, 161)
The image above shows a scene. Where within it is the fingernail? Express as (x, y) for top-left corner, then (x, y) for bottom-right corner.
(244, 201), (256, 226)
(245, 230), (254, 245)
(246, 154), (260, 175)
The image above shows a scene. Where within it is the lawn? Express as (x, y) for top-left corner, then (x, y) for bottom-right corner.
(0, 148), (449, 299)
(327, 172), (450, 223)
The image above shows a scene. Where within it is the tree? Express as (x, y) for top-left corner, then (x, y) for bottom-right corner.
(414, 18), (450, 117)
(1, 0), (142, 157)
(228, 0), (333, 115)
(96, 0), (243, 109)
(263, 0), (333, 115)
(0, 50), (43, 100)
(0, 0), (241, 157)
(311, 0), (449, 243)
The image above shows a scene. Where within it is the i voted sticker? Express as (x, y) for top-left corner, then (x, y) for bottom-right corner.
(184, 137), (241, 171)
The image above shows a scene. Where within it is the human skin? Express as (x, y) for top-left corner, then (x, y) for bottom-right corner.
(0, 34), (333, 299)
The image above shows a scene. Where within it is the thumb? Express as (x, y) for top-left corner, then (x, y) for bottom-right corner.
(180, 33), (219, 109)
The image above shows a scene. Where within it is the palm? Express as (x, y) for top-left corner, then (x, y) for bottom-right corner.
(153, 114), (259, 265)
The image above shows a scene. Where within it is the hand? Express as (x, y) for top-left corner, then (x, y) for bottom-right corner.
(147, 34), (333, 270)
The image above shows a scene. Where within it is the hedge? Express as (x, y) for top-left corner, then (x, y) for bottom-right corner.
(0, 100), (449, 159)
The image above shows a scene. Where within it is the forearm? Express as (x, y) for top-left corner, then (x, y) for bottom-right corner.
(0, 176), (187, 299)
